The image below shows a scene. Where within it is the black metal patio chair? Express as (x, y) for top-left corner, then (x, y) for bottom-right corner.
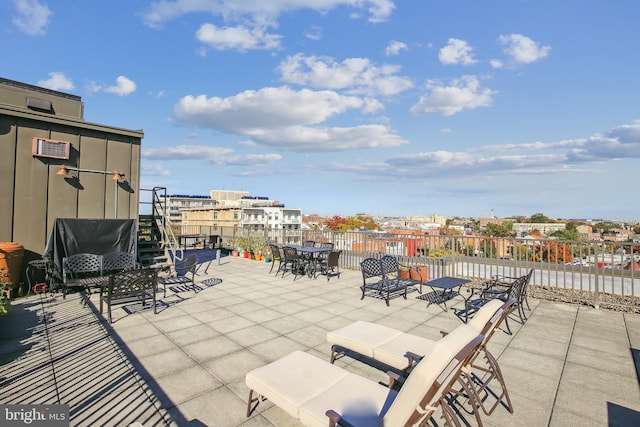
(268, 243), (282, 274)
(464, 269), (534, 333)
(158, 254), (199, 297)
(317, 250), (342, 281)
(280, 246), (309, 280)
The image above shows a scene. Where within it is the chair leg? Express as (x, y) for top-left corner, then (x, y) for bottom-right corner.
(503, 314), (512, 335)
(247, 389), (257, 417)
(329, 344), (345, 364)
(482, 348), (514, 415)
(453, 372), (485, 427)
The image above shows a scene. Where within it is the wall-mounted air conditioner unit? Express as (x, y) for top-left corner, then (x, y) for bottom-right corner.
(32, 137), (70, 160)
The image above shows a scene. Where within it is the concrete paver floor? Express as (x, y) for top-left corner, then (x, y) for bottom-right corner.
(2, 255), (640, 426)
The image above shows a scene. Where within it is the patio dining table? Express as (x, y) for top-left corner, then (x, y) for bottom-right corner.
(416, 276), (470, 311)
(287, 245), (331, 278)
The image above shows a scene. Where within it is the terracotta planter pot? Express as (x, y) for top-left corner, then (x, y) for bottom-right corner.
(232, 251), (239, 257)
(409, 266), (429, 284)
(0, 242), (24, 293)
(399, 267), (410, 279)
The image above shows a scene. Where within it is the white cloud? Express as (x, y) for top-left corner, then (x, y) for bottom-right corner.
(85, 81), (102, 93)
(567, 121), (640, 162)
(479, 120), (640, 161)
(250, 124), (408, 151)
(12, 0), (52, 36)
(305, 25), (322, 41)
(278, 54), (413, 96)
(36, 72), (74, 91)
(104, 76), (137, 96)
(141, 163), (171, 176)
(174, 86), (406, 152)
(439, 38), (477, 65)
(174, 86), (365, 133)
(142, 0), (395, 28)
(385, 40), (407, 56)
(498, 34), (551, 64)
(410, 75), (495, 116)
(355, 120), (640, 181)
(142, 144), (281, 166)
(196, 23), (282, 51)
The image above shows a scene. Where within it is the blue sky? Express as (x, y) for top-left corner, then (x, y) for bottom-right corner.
(3, 0), (639, 221)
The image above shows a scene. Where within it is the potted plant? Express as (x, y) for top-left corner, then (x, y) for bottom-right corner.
(251, 235), (268, 261)
(0, 268), (11, 317)
(233, 236), (252, 258)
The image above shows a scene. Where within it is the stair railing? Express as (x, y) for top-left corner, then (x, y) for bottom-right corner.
(147, 187), (184, 262)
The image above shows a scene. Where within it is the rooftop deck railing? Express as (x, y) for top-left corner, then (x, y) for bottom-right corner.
(174, 225), (639, 312)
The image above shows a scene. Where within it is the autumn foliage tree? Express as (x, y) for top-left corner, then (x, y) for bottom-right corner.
(532, 241), (573, 264)
(322, 215), (379, 232)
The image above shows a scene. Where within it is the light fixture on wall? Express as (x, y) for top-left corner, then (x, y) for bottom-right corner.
(56, 165), (126, 217)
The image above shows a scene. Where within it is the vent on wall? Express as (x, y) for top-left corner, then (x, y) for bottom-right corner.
(32, 137), (70, 160)
(26, 97), (53, 112)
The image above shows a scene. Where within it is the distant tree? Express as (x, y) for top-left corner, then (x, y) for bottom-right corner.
(533, 241), (573, 264)
(355, 215), (379, 230)
(324, 215), (379, 232)
(530, 213), (550, 223)
(592, 222), (617, 233)
(323, 216), (348, 231)
(550, 229), (581, 241)
(484, 222), (513, 237)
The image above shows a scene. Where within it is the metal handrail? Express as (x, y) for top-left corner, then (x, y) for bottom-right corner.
(151, 187), (183, 262)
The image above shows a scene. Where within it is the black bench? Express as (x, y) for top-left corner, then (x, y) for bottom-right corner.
(62, 251), (137, 297)
(360, 255), (421, 306)
(100, 268), (157, 323)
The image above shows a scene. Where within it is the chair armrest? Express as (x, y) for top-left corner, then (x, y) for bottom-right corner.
(387, 371), (406, 388)
(491, 274), (519, 286)
(465, 280), (491, 298)
(326, 410), (355, 427)
(406, 351), (423, 367)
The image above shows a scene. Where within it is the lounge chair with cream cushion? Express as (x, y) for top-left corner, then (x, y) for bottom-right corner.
(245, 325), (482, 427)
(326, 299), (516, 425)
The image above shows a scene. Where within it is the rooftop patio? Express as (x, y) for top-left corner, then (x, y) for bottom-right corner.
(2, 254), (640, 426)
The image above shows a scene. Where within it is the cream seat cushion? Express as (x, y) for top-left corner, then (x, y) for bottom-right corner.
(246, 351), (396, 426)
(327, 299), (506, 371)
(327, 320), (403, 358)
(245, 351), (348, 417)
(374, 333), (437, 370)
(299, 373), (396, 427)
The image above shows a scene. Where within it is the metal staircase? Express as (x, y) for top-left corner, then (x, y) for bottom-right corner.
(138, 187), (183, 268)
